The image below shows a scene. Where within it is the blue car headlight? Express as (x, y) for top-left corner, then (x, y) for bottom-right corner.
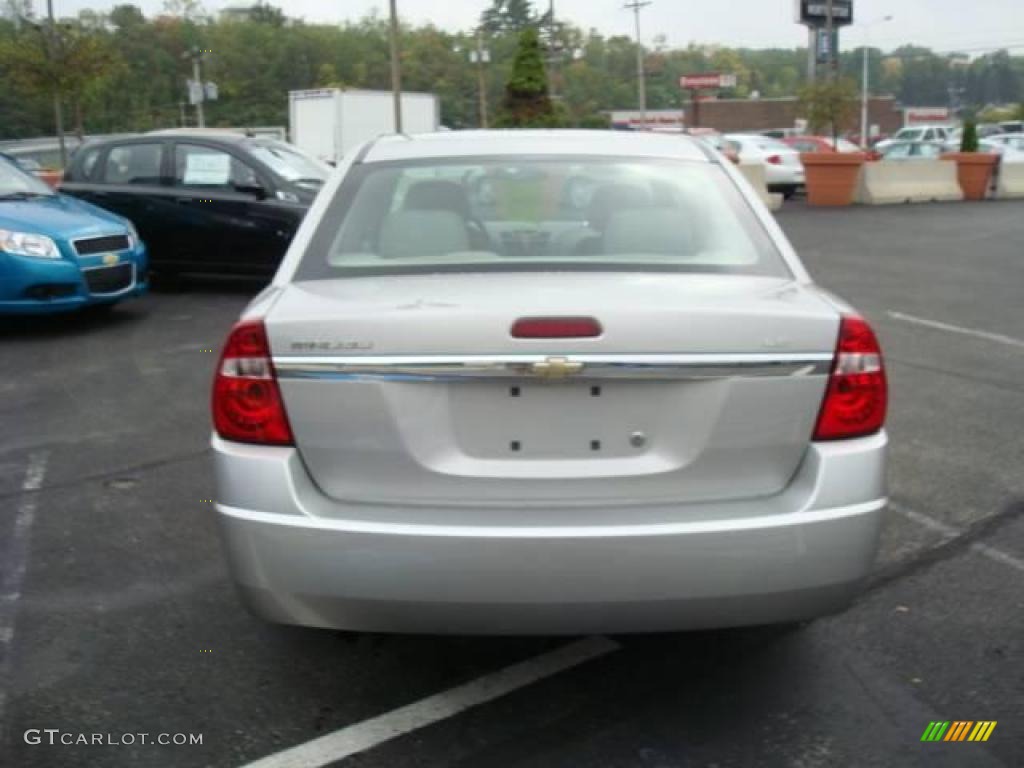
(0, 228), (61, 259)
(125, 221), (141, 250)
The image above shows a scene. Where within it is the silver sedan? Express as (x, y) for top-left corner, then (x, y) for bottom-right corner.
(212, 130), (887, 635)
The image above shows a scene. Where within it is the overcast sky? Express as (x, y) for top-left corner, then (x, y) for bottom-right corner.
(39, 0), (1024, 53)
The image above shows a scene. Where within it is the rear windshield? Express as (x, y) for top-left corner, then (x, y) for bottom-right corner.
(295, 157), (789, 280)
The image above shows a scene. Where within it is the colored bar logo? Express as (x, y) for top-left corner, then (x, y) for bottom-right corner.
(921, 721), (997, 742)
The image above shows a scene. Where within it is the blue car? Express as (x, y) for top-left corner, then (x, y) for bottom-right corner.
(0, 155), (147, 315)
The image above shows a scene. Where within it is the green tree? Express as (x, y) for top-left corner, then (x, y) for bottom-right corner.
(496, 26), (562, 128)
(481, 0), (535, 35)
(799, 77), (858, 140)
(0, 19), (119, 137)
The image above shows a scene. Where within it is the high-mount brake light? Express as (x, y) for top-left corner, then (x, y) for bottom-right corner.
(212, 319), (293, 445)
(813, 315), (887, 441)
(511, 317), (603, 339)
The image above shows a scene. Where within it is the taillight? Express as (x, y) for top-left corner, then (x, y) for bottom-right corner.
(511, 317), (602, 339)
(212, 319), (293, 445)
(766, 155), (783, 165)
(813, 315), (887, 441)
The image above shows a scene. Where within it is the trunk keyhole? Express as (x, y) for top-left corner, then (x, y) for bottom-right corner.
(510, 440), (521, 452)
(590, 440), (601, 451)
(590, 386), (601, 397)
(510, 386), (521, 397)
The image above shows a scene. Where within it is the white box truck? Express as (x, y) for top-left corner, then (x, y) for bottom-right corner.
(288, 88), (441, 164)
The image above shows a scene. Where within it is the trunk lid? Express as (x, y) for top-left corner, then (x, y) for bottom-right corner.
(268, 273), (839, 507)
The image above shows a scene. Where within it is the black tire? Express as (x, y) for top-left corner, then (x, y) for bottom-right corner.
(151, 269), (184, 291)
(82, 302), (117, 317)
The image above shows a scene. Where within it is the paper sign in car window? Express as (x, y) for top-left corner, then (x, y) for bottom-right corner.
(184, 152), (231, 185)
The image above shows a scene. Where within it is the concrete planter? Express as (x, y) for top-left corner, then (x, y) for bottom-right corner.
(942, 152), (998, 201)
(801, 153), (866, 207)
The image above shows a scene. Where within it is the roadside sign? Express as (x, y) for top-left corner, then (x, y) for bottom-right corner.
(679, 73), (737, 90)
(815, 28), (839, 62)
(204, 81), (219, 101)
(904, 107), (951, 126)
(796, 0), (854, 27)
(187, 79), (203, 105)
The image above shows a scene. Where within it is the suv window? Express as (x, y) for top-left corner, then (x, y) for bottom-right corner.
(103, 143), (164, 185)
(75, 146), (101, 180)
(173, 143), (259, 189)
(896, 128), (924, 141)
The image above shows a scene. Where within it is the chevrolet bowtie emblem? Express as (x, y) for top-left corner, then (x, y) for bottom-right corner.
(530, 356), (584, 379)
(102, 253), (119, 266)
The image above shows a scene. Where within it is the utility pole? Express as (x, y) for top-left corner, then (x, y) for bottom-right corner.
(547, 0), (557, 100)
(46, 0), (66, 167)
(191, 52), (205, 128)
(474, 30), (490, 128)
(388, 0), (403, 133)
(624, 1), (651, 127)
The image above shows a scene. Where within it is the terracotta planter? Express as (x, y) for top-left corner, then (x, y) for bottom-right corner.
(800, 153), (866, 207)
(942, 152), (998, 201)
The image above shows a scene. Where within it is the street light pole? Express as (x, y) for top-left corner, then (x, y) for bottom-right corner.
(624, 1), (651, 127)
(388, 0), (403, 133)
(860, 15), (894, 146)
(826, 0), (835, 80)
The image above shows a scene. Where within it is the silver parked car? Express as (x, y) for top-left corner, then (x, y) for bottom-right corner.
(212, 131), (888, 635)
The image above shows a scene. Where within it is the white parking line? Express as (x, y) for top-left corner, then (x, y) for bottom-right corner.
(887, 311), (1024, 350)
(241, 635), (620, 768)
(891, 502), (1024, 574)
(0, 451), (48, 733)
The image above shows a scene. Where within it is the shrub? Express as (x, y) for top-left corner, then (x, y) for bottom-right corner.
(960, 119), (979, 153)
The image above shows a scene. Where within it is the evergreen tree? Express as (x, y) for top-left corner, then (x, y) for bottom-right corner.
(481, 0), (535, 35)
(496, 26), (562, 128)
(959, 119), (979, 153)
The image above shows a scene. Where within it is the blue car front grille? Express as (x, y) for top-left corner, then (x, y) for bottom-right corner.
(83, 263), (134, 294)
(75, 234), (131, 256)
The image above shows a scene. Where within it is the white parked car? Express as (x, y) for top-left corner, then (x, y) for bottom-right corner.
(211, 130), (888, 635)
(724, 134), (805, 198)
(877, 125), (953, 151)
(985, 133), (1024, 162)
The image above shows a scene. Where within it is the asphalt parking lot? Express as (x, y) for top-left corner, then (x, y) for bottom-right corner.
(1, 201), (1022, 767)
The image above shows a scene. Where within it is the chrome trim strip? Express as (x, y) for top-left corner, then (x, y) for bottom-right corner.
(272, 353), (833, 382)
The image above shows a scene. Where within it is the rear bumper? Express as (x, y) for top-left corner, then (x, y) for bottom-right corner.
(213, 433), (886, 634)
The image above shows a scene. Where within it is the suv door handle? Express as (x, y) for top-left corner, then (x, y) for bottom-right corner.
(174, 197), (194, 205)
